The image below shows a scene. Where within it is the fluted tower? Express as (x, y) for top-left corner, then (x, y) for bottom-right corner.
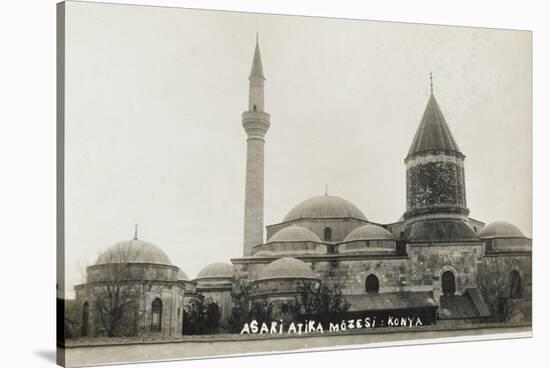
(403, 76), (470, 232)
(242, 36), (270, 256)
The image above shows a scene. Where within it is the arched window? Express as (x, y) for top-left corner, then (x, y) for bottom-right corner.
(365, 274), (379, 294)
(151, 298), (163, 332)
(324, 227), (332, 241)
(253, 105), (257, 111)
(510, 270), (522, 299)
(81, 301), (89, 337)
(442, 271), (456, 296)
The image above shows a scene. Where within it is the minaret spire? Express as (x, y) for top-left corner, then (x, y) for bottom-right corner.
(133, 224), (138, 240)
(248, 34), (265, 112)
(242, 36), (271, 256)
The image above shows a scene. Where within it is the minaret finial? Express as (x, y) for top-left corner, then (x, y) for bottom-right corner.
(325, 185), (328, 196)
(430, 72), (433, 94)
(133, 224), (138, 240)
(256, 32), (259, 43)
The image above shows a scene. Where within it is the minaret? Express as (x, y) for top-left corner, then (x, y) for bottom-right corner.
(242, 35), (270, 256)
(403, 74), (469, 228)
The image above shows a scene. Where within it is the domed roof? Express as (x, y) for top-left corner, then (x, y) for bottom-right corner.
(268, 225), (321, 243)
(177, 269), (189, 281)
(96, 239), (172, 266)
(344, 224), (395, 242)
(478, 221), (525, 239)
(196, 262), (233, 280)
(283, 195), (367, 222)
(257, 257), (318, 281)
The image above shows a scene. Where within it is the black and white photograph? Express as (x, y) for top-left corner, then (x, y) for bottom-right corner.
(4, 0), (548, 367)
(53, 1), (535, 366)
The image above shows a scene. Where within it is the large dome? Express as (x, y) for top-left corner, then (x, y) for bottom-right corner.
(177, 270), (189, 281)
(257, 257), (318, 281)
(196, 262), (233, 280)
(478, 221), (525, 239)
(344, 224), (395, 242)
(96, 239), (172, 266)
(283, 195), (367, 222)
(268, 225), (321, 242)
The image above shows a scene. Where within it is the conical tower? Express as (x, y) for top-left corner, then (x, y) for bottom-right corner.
(403, 76), (470, 234)
(242, 36), (270, 256)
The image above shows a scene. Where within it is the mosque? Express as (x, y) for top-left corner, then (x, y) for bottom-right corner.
(72, 38), (532, 338)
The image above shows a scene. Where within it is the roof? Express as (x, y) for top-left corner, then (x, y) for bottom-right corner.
(268, 225), (321, 243)
(439, 289), (491, 320)
(478, 221), (525, 239)
(407, 94), (461, 157)
(344, 224), (395, 242)
(249, 37), (264, 79)
(346, 292), (438, 312)
(196, 262), (233, 280)
(406, 220), (479, 242)
(96, 239), (172, 266)
(283, 195), (367, 222)
(257, 257), (319, 281)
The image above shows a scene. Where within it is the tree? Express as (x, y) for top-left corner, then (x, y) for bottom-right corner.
(183, 297), (221, 335)
(227, 286), (273, 333)
(292, 281), (350, 325)
(78, 245), (148, 337)
(477, 257), (520, 322)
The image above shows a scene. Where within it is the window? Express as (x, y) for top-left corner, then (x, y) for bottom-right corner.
(442, 271), (456, 296)
(151, 298), (163, 332)
(365, 274), (379, 294)
(81, 301), (90, 337)
(510, 270), (522, 299)
(253, 105), (257, 111)
(324, 227), (332, 241)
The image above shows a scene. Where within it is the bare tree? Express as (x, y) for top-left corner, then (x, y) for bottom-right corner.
(477, 257), (519, 322)
(78, 244), (149, 337)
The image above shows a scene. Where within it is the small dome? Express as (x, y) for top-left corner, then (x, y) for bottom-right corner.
(177, 270), (189, 281)
(257, 257), (318, 281)
(196, 262), (233, 280)
(283, 195), (367, 222)
(344, 224), (395, 242)
(478, 221), (525, 239)
(96, 239), (172, 266)
(268, 225), (321, 243)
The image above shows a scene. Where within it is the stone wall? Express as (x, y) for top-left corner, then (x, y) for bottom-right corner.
(407, 243), (483, 300)
(253, 241), (327, 256)
(75, 281), (185, 338)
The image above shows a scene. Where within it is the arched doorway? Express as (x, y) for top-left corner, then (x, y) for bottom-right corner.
(151, 298), (163, 332)
(441, 271), (456, 296)
(365, 274), (379, 294)
(81, 301), (90, 337)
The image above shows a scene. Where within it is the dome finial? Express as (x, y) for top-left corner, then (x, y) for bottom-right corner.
(430, 71), (434, 94)
(133, 224), (138, 240)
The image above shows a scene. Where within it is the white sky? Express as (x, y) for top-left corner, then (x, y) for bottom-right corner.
(63, 1), (532, 296)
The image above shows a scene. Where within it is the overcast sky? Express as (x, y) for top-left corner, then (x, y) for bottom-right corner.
(63, 1), (531, 296)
